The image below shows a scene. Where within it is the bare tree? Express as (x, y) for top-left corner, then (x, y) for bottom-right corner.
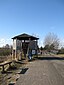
(44, 33), (59, 50)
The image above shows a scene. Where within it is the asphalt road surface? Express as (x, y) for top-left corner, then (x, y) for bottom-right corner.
(16, 57), (64, 85)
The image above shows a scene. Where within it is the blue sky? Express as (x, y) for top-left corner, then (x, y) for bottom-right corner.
(0, 0), (64, 47)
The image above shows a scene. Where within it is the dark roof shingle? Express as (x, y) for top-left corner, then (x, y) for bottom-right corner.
(12, 33), (39, 40)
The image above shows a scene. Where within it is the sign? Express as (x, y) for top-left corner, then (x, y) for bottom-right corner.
(32, 50), (35, 54)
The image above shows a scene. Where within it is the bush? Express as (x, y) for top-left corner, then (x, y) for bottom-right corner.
(0, 48), (12, 56)
(57, 48), (64, 54)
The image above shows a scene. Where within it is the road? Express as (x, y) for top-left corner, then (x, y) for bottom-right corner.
(16, 57), (64, 85)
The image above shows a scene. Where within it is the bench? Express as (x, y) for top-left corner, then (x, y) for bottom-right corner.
(0, 61), (12, 73)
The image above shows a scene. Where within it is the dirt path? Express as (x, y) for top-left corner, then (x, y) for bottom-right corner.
(15, 58), (64, 85)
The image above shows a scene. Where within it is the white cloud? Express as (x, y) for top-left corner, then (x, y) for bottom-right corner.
(0, 39), (5, 47)
(0, 38), (12, 47)
(38, 40), (44, 47)
(59, 39), (64, 48)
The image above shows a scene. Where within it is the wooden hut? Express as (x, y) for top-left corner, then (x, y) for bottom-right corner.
(12, 33), (39, 60)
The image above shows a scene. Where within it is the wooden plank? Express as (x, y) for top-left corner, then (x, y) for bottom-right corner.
(0, 61), (12, 73)
(8, 74), (20, 85)
(0, 61), (12, 66)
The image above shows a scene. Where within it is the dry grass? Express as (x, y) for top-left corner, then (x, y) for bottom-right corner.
(0, 60), (27, 85)
(0, 55), (12, 63)
(55, 54), (64, 57)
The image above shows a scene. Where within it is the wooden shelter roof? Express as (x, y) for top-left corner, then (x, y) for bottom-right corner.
(12, 33), (39, 40)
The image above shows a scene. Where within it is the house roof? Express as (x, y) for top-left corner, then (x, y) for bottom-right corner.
(12, 33), (39, 40)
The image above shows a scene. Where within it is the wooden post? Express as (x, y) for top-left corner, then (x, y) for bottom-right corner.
(12, 39), (14, 60)
(15, 38), (17, 60)
(24, 40), (26, 58)
(12, 39), (17, 60)
(36, 40), (38, 57)
(2, 65), (5, 73)
(20, 40), (22, 60)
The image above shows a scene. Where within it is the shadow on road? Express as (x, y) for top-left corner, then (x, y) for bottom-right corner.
(36, 57), (64, 60)
(19, 68), (29, 74)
